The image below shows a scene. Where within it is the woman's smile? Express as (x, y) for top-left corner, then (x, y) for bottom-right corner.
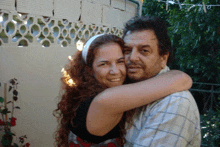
(93, 43), (126, 88)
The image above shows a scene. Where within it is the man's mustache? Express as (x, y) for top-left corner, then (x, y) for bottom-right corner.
(126, 62), (145, 68)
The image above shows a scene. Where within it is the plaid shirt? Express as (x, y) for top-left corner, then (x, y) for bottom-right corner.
(68, 131), (121, 147)
(124, 66), (201, 147)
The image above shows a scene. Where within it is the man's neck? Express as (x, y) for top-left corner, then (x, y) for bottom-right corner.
(157, 66), (170, 76)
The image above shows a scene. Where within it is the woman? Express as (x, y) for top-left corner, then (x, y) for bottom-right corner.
(53, 34), (192, 147)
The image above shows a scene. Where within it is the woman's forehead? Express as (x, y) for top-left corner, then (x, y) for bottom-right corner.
(94, 43), (123, 61)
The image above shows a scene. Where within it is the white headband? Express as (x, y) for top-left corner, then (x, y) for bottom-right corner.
(82, 34), (105, 63)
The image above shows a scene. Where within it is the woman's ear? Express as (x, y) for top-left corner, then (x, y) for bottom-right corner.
(84, 66), (94, 77)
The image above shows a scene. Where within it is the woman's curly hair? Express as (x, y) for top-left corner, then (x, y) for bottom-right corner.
(53, 34), (134, 147)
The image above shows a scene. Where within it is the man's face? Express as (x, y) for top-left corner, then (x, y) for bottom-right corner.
(123, 30), (168, 82)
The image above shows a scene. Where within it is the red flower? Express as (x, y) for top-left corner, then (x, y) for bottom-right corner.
(10, 117), (17, 126)
(19, 137), (24, 144)
(26, 142), (30, 147)
(0, 119), (5, 125)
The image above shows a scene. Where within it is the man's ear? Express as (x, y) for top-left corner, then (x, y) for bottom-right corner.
(160, 53), (169, 69)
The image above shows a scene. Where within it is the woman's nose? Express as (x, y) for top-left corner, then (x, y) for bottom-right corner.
(109, 64), (119, 74)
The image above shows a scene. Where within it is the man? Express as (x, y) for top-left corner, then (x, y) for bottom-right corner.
(122, 16), (201, 147)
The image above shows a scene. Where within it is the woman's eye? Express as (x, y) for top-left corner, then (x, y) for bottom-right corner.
(99, 63), (106, 66)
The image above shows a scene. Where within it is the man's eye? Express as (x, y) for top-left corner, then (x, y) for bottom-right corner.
(142, 49), (149, 53)
(124, 50), (131, 54)
(118, 60), (125, 63)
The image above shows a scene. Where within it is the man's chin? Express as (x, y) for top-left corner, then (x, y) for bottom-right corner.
(127, 74), (143, 82)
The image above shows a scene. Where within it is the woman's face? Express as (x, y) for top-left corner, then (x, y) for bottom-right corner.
(92, 43), (126, 88)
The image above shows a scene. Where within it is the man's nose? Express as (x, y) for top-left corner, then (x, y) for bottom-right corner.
(129, 49), (139, 62)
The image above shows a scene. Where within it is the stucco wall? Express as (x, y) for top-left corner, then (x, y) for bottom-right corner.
(0, 0), (142, 28)
(0, 0), (142, 146)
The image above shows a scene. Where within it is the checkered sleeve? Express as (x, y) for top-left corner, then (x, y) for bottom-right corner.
(132, 91), (201, 147)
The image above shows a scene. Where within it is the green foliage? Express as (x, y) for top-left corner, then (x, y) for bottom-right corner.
(142, 0), (220, 84)
(1, 133), (12, 146)
(14, 143), (19, 147)
(0, 97), (4, 103)
(200, 99), (220, 146)
(2, 108), (10, 115)
(142, 1), (220, 146)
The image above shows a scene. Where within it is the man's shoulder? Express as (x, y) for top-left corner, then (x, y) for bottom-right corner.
(143, 90), (197, 114)
(169, 90), (199, 107)
(159, 90), (197, 107)
(148, 90), (193, 105)
(170, 90), (192, 96)
(168, 90), (194, 101)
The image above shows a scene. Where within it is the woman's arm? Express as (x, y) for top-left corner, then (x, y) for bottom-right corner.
(86, 70), (192, 136)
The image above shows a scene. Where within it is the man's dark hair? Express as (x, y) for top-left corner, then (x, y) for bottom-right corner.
(123, 15), (174, 65)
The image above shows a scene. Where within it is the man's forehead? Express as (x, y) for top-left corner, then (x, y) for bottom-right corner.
(124, 30), (157, 41)
(125, 30), (132, 36)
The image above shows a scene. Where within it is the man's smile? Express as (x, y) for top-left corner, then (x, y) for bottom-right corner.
(127, 68), (141, 73)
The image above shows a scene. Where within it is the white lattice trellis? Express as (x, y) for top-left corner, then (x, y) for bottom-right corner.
(0, 10), (123, 48)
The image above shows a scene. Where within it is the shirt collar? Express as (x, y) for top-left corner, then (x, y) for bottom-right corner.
(157, 66), (170, 76)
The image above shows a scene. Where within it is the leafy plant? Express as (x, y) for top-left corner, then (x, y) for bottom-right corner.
(200, 98), (220, 146)
(142, 1), (220, 146)
(0, 78), (30, 147)
(142, 0), (220, 84)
